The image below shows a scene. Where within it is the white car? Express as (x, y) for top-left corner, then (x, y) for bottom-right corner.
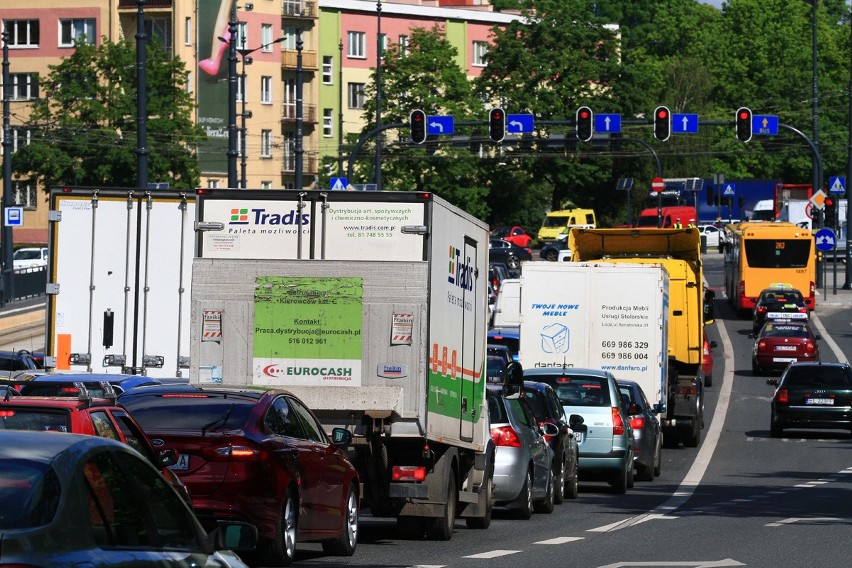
(697, 225), (720, 248)
(12, 247), (48, 269)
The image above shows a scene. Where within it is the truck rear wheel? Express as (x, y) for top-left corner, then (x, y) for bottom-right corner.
(426, 474), (456, 541)
(684, 417), (701, 448)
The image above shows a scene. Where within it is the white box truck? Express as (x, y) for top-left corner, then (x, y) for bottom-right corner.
(190, 189), (496, 538)
(518, 262), (670, 412)
(44, 187), (195, 378)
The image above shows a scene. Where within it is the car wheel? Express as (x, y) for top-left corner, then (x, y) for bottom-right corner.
(553, 454), (567, 505)
(653, 437), (662, 477)
(684, 416), (701, 448)
(626, 458), (635, 489)
(426, 474), (457, 541)
(545, 249), (558, 261)
(534, 470), (555, 514)
(609, 463), (628, 495)
(506, 254), (520, 270)
(636, 460), (654, 482)
(752, 360), (762, 377)
(565, 457), (579, 499)
(465, 478), (492, 529)
(511, 469), (534, 519)
(770, 414), (784, 438)
(322, 484), (359, 556)
(269, 488), (297, 566)
(704, 372), (713, 388)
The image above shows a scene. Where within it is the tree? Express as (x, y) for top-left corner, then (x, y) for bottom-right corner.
(13, 38), (204, 190)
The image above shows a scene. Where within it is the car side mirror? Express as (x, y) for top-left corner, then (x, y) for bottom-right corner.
(709, 340), (718, 349)
(505, 361), (524, 388)
(159, 448), (179, 468)
(568, 414), (584, 428)
(540, 422), (559, 437)
(652, 403), (663, 414)
(766, 378), (779, 386)
(331, 427), (352, 446)
(627, 403), (641, 416)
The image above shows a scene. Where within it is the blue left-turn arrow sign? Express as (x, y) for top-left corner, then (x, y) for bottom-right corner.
(506, 114), (534, 134)
(427, 115), (454, 136)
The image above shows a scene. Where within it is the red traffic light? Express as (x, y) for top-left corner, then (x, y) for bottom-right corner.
(653, 105), (671, 141)
(656, 108), (668, 119)
(410, 109), (427, 144)
(735, 107), (752, 142)
(489, 108), (506, 142)
(579, 109), (590, 119)
(825, 198), (833, 207)
(576, 106), (593, 142)
(738, 110), (750, 120)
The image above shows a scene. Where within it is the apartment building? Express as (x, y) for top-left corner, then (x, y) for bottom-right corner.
(1, 0), (514, 244)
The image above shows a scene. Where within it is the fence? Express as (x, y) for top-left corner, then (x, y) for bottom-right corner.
(1, 268), (47, 307)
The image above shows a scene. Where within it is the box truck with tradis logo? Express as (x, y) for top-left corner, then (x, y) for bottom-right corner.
(190, 189), (499, 538)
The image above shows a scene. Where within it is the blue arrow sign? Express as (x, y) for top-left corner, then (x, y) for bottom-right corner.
(427, 115), (454, 136)
(330, 177), (347, 191)
(723, 183), (736, 196)
(672, 113), (699, 134)
(506, 114), (534, 134)
(829, 176), (846, 194)
(594, 113), (621, 133)
(815, 228), (837, 251)
(753, 115), (779, 136)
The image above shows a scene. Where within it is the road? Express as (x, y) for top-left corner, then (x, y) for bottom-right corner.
(286, 252), (852, 568)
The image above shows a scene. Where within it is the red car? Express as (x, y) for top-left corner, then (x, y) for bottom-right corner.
(119, 384), (360, 566)
(702, 332), (717, 387)
(491, 226), (533, 248)
(0, 382), (190, 504)
(751, 322), (820, 376)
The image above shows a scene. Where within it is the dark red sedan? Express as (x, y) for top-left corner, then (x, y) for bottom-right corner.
(119, 384), (360, 566)
(751, 322), (821, 376)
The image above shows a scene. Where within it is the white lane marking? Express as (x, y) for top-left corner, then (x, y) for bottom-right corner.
(413, 565), (446, 568)
(809, 311), (847, 363)
(534, 536), (584, 545)
(765, 517), (843, 527)
(588, 513), (676, 532)
(463, 550), (522, 559)
(597, 559), (745, 567)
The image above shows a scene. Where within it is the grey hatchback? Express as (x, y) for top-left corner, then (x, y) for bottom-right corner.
(523, 367), (635, 494)
(617, 379), (663, 482)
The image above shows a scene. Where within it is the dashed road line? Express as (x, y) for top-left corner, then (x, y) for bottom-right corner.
(463, 550), (522, 559)
(533, 536), (584, 545)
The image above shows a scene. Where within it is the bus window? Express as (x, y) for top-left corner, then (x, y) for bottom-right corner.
(744, 240), (811, 269)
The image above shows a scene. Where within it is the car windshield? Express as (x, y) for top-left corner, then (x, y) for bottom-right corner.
(783, 366), (852, 388)
(488, 336), (519, 357)
(521, 390), (547, 418)
(0, 408), (71, 432)
(491, 227), (509, 238)
(0, 460), (60, 529)
(121, 395), (254, 431)
(486, 355), (506, 383)
(13, 250), (40, 260)
(543, 216), (569, 228)
(762, 324), (809, 338)
(527, 374), (611, 407)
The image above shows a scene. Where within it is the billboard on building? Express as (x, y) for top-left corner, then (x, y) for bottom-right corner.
(197, 0), (235, 176)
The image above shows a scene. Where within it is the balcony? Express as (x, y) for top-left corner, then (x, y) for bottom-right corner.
(282, 1), (317, 19)
(118, 0), (172, 8)
(282, 50), (317, 71)
(281, 104), (317, 124)
(281, 153), (318, 175)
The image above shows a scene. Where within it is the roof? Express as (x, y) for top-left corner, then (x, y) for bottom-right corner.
(0, 430), (122, 463)
(568, 228), (701, 263)
(523, 367), (610, 378)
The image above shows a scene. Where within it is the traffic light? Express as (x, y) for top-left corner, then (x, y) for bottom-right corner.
(576, 106), (593, 142)
(824, 197), (836, 227)
(410, 109), (427, 144)
(653, 106), (671, 141)
(736, 107), (752, 142)
(488, 108), (505, 142)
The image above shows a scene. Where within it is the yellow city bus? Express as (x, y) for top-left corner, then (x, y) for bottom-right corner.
(724, 222), (815, 313)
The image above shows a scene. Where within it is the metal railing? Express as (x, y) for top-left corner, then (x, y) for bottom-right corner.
(281, 103), (317, 123)
(282, 1), (317, 18)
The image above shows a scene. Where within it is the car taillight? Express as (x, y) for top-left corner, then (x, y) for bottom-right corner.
(0, 410), (15, 417)
(809, 281), (815, 297)
(756, 306), (767, 314)
(776, 389), (789, 404)
(629, 416), (645, 430)
(491, 425), (522, 447)
(611, 407), (625, 436)
(703, 344), (711, 356)
(757, 340), (767, 350)
(803, 341), (816, 354)
(392, 466), (427, 482)
(676, 384), (697, 397)
(209, 445), (260, 461)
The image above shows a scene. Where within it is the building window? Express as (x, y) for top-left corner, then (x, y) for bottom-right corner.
(238, 22), (248, 48)
(207, 179), (220, 189)
(322, 56), (333, 85)
(282, 27), (298, 50)
(398, 35), (409, 56)
(186, 71), (193, 94)
(11, 128), (31, 153)
(379, 34), (387, 58)
(184, 17), (192, 46)
(9, 74), (39, 101)
(261, 130), (272, 158)
(145, 17), (172, 52)
(283, 79), (296, 119)
(13, 181), (37, 210)
(261, 181), (272, 190)
(59, 19), (96, 47)
(323, 108), (333, 138)
(472, 41), (488, 67)
(4, 20), (40, 48)
(347, 31), (365, 58)
(261, 24), (273, 50)
(347, 83), (365, 109)
(261, 76), (272, 104)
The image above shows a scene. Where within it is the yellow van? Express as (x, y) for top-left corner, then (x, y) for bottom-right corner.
(536, 208), (597, 243)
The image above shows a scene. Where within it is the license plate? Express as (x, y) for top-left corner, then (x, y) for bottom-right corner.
(806, 398), (834, 405)
(169, 453), (190, 471)
(772, 357), (796, 363)
(573, 431), (584, 445)
(775, 345), (797, 351)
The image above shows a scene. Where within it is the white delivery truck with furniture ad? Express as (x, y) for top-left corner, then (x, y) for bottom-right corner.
(190, 189), (498, 539)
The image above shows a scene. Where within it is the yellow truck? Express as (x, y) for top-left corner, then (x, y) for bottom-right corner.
(567, 227), (714, 447)
(536, 208), (596, 243)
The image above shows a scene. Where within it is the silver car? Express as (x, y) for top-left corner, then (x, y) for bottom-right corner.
(487, 387), (555, 518)
(524, 368), (636, 494)
(617, 379), (663, 482)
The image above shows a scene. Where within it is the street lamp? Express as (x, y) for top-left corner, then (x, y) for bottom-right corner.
(234, 36), (286, 189)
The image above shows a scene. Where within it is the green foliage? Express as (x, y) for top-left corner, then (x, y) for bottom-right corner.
(13, 38), (204, 190)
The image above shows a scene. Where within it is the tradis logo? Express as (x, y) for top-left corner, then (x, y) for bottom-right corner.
(228, 207), (310, 227)
(447, 245), (474, 291)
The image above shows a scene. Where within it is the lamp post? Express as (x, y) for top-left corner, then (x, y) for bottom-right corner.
(338, 39), (344, 176)
(236, 36), (286, 189)
(1, 30), (12, 306)
(808, 0), (821, 224)
(136, 0), (148, 190)
(226, 4), (239, 188)
(375, 0), (382, 191)
(295, 29), (304, 189)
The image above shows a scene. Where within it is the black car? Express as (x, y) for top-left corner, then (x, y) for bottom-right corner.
(539, 240), (568, 262)
(0, 350), (39, 373)
(752, 286), (809, 334)
(516, 381), (580, 502)
(617, 380), (663, 482)
(769, 362), (852, 437)
(487, 345), (513, 384)
(489, 238), (532, 271)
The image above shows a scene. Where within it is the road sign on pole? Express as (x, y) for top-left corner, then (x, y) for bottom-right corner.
(594, 113), (621, 133)
(829, 176), (846, 194)
(506, 114), (534, 134)
(672, 113), (699, 134)
(723, 183), (736, 197)
(753, 115), (779, 136)
(651, 177), (665, 192)
(815, 228), (837, 251)
(427, 115), (454, 136)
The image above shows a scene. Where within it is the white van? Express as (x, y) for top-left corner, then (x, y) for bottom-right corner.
(12, 247), (48, 269)
(492, 278), (521, 328)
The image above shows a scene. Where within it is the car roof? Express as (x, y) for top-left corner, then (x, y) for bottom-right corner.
(0, 430), (126, 463)
(786, 361), (848, 369)
(488, 326), (520, 338)
(523, 367), (611, 378)
(1, 395), (117, 410)
(117, 383), (275, 401)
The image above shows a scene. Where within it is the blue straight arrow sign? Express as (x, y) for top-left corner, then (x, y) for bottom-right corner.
(753, 115), (778, 136)
(594, 113), (621, 133)
(427, 115), (454, 136)
(672, 113), (699, 133)
(506, 114), (534, 134)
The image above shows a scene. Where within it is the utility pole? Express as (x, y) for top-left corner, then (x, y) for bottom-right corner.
(136, 0), (148, 189)
(1, 31), (13, 306)
(375, 0), (383, 191)
(338, 39), (344, 176)
(226, 3), (239, 188)
(295, 29), (304, 189)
